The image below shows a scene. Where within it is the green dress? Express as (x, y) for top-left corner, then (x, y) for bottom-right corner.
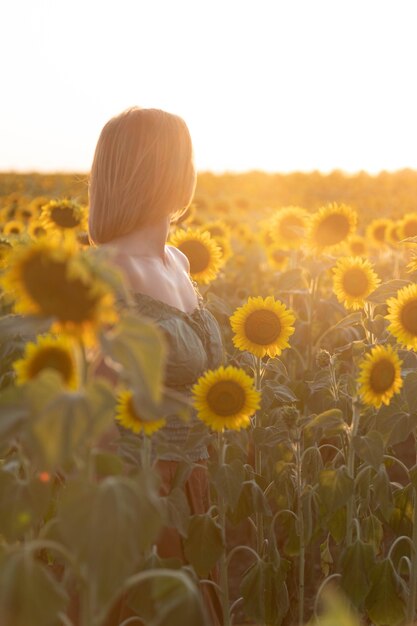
(130, 290), (224, 461)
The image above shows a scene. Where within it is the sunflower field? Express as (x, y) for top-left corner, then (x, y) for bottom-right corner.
(1, 170), (417, 626)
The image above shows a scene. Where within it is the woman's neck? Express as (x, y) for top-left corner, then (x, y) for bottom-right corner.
(105, 218), (171, 262)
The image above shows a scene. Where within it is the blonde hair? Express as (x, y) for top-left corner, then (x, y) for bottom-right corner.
(88, 107), (195, 244)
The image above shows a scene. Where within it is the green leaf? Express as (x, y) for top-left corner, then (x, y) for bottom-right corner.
(332, 311), (363, 330)
(320, 534), (333, 577)
(275, 268), (308, 292)
(0, 385), (28, 443)
(100, 312), (166, 403)
(0, 547), (68, 626)
(163, 486), (191, 538)
(340, 539), (376, 608)
(328, 507), (347, 544)
(126, 568), (210, 626)
(57, 474), (163, 608)
(183, 514), (223, 577)
(361, 514), (384, 552)
(29, 378), (116, 469)
(319, 467), (354, 513)
(352, 431), (384, 471)
(305, 409), (346, 441)
(372, 465), (393, 521)
(240, 558), (290, 626)
(211, 459), (245, 511)
(230, 480), (272, 524)
(365, 559), (406, 626)
(404, 372), (417, 414)
(367, 279), (411, 304)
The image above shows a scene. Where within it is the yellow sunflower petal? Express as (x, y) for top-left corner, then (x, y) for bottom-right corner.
(332, 256), (381, 310)
(386, 283), (417, 350)
(169, 228), (223, 284)
(270, 206), (309, 250)
(115, 391), (166, 435)
(366, 219), (391, 248)
(0, 238), (117, 345)
(40, 199), (88, 234)
(192, 365), (261, 432)
(13, 334), (78, 389)
(357, 344), (403, 408)
(230, 295), (296, 358)
(307, 203), (357, 253)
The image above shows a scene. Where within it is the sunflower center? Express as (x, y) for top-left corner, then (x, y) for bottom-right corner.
(50, 206), (81, 228)
(341, 268), (369, 297)
(404, 219), (417, 238)
(206, 380), (246, 416)
(127, 396), (142, 423)
(369, 359), (396, 393)
(400, 300), (417, 335)
(20, 251), (100, 323)
(315, 214), (350, 247)
(244, 309), (282, 345)
(350, 241), (366, 255)
(208, 226), (224, 237)
(279, 216), (304, 240)
(272, 251), (287, 264)
(178, 240), (211, 273)
(27, 347), (74, 383)
(373, 225), (386, 242)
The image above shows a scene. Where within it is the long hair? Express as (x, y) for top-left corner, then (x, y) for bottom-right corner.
(89, 107), (195, 244)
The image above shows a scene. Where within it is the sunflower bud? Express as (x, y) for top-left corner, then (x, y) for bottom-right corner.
(316, 349), (332, 369)
(281, 405), (299, 431)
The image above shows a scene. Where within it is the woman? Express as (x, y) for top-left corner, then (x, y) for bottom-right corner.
(89, 107), (224, 625)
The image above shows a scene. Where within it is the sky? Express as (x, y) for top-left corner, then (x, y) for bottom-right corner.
(1, 0), (417, 174)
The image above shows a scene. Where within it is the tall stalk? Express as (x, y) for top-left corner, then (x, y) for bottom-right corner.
(254, 356), (264, 554)
(217, 432), (231, 626)
(406, 486), (417, 624)
(346, 398), (360, 545)
(294, 426), (305, 626)
(306, 276), (319, 372)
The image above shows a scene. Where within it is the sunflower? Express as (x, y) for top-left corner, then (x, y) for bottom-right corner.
(13, 334), (78, 388)
(0, 239), (12, 268)
(366, 219), (391, 248)
(27, 220), (47, 239)
(347, 235), (367, 257)
(407, 255), (417, 274)
(307, 203), (357, 252)
(115, 390), (166, 435)
(332, 257), (381, 310)
(230, 295), (296, 358)
(192, 365), (261, 432)
(205, 220), (231, 241)
(357, 344), (403, 408)
(266, 246), (290, 271)
(400, 213), (417, 240)
(41, 199), (88, 234)
(386, 221), (402, 247)
(169, 228), (222, 284)
(386, 283), (417, 350)
(0, 239), (117, 343)
(16, 205), (38, 222)
(271, 206), (309, 250)
(3, 219), (26, 236)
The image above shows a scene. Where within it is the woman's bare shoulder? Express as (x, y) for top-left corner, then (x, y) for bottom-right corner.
(166, 244), (190, 271)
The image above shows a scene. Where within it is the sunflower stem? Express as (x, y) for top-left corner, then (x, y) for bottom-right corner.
(346, 397), (360, 545)
(407, 484), (417, 623)
(306, 275), (319, 372)
(295, 426), (305, 626)
(254, 356), (264, 555)
(217, 431), (231, 626)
